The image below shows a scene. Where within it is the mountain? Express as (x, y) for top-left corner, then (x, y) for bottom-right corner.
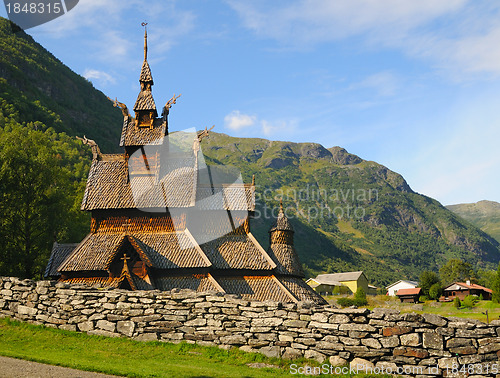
(447, 201), (500, 244)
(200, 133), (500, 286)
(0, 17), (122, 152)
(1, 17), (498, 286)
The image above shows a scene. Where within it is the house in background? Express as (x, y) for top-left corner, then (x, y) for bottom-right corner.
(443, 281), (492, 300)
(386, 280), (418, 296)
(307, 271), (369, 295)
(396, 288), (422, 303)
(367, 285), (378, 296)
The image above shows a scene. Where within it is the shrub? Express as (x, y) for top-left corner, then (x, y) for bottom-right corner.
(453, 297), (461, 308)
(337, 298), (354, 307)
(462, 295), (479, 309)
(419, 295), (429, 302)
(353, 287), (368, 306)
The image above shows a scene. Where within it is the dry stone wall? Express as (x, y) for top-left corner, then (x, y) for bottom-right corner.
(1, 277), (500, 377)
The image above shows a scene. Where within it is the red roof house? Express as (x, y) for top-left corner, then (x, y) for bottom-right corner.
(396, 288), (422, 303)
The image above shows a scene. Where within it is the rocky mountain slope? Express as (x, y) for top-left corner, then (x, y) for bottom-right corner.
(447, 201), (500, 244)
(201, 133), (500, 285)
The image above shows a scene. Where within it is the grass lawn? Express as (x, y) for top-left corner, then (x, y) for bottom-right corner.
(327, 295), (500, 323)
(401, 300), (500, 322)
(0, 318), (390, 378)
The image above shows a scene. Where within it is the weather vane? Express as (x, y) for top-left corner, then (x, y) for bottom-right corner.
(141, 22), (148, 27)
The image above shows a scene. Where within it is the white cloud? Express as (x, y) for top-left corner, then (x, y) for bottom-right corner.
(224, 110), (257, 130)
(83, 68), (116, 86)
(35, 0), (195, 64)
(227, 0), (500, 77)
(224, 110), (297, 136)
(227, 0), (467, 44)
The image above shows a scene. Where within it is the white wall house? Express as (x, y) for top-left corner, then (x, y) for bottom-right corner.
(386, 280), (418, 296)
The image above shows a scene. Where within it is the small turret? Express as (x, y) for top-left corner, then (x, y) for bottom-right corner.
(268, 200), (304, 277)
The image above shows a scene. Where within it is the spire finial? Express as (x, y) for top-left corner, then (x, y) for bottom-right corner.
(252, 174), (255, 186)
(142, 22), (148, 61)
(279, 199), (283, 212)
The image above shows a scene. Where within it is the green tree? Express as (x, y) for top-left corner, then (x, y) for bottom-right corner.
(477, 268), (496, 290)
(453, 297), (461, 308)
(429, 282), (443, 300)
(419, 271), (440, 297)
(353, 287), (368, 306)
(439, 259), (475, 286)
(0, 123), (90, 278)
(492, 263), (500, 304)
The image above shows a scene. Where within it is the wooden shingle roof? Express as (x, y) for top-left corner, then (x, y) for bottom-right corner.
(134, 90), (156, 112)
(139, 60), (153, 84)
(81, 153), (198, 210)
(200, 233), (276, 270)
(81, 151), (255, 212)
(45, 243), (78, 277)
(58, 230), (210, 273)
(270, 204), (293, 232)
(154, 274), (222, 292)
(278, 276), (328, 304)
(196, 185), (255, 211)
(216, 276), (295, 302)
(120, 117), (166, 147)
(267, 244), (304, 277)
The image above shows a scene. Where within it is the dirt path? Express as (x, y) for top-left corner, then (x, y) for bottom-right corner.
(0, 356), (123, 378)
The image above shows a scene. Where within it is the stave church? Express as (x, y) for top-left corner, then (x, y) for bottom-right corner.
(45, 28), (326, 305)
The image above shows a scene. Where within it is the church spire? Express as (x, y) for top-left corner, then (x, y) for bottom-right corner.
(144, 24), (148, 61)
(134, 22), (157, 128)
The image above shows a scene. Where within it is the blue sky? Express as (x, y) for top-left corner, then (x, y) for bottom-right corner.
(2, 0), (500, 205)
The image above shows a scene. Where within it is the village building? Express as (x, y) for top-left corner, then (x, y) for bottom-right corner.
(45, 28), (325, 305)
(395, 288), (422, 303)
(443, 281), (492, 300)
(386, 280), (419, 296)
(306, 271), (370, 295)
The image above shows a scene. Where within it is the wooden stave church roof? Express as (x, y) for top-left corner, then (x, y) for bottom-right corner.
(80, 151), (255, 212)
(120, 117), (165, 147)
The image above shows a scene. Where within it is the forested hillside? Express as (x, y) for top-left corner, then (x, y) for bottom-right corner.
(0, 17), (122, 152)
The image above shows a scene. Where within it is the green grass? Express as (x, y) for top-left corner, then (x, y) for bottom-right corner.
(340, 295), (500, 323)
(403, 300), (500, 322)
(0, 318), (389, 378)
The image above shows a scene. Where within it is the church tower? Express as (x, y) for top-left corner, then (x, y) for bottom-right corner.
(268, 200), (304, 277)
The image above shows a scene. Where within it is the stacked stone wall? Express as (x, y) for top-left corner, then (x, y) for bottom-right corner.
(1, 277), (500, 377)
